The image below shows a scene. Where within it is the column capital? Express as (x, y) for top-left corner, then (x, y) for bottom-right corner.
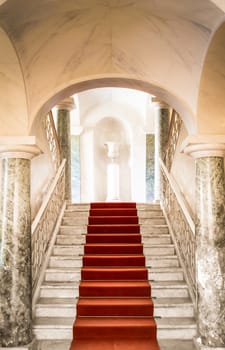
(57, 97), (75, 111)
(181, 135), (225, 158)
(152, 97), (169, 109)
(0, 136), (41, 159)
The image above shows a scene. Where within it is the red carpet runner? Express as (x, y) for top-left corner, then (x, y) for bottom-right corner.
(70, 202), (160, 350)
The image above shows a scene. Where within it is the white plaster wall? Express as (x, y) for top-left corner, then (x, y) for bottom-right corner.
(80, 128), (94, 202)
(171, 124), (196, 214)
(30, 153), (55, 219)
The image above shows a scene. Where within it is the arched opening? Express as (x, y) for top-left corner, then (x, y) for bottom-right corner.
(30, 77), (196, 208)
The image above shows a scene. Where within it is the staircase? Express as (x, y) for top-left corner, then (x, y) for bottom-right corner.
(33, 202), (196, 350)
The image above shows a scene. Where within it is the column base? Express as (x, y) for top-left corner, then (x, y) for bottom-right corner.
(0, 339), (37, 350)
(194, 337), (225, 350)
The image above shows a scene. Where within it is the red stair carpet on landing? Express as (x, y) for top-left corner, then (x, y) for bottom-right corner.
(70, 202), (160, 350)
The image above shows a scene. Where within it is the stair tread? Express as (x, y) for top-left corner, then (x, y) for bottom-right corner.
(36, 297), (192, 307)
(156, 318), (196, 327)
(50, 255), (178, 260)
(34, 316), (196, 328)
(41, 280), (188, 288)
(80, 281), (150, 287)
(46, 266), (183, 272)
(78, 298), (153, 305)
(74, 317), (156, 326)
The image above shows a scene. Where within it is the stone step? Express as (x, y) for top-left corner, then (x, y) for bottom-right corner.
(40, 282), (79, 299)
(139, 217), (166, 225)
(52, 244), (174, 257)
(144, 244), (175, 256)
(136, 204), (161, 211)
(64, 210), (89, 218)
(49, 255), (179, 269)
(142, 234), (171, 244)
(37, 339), (196, 350)
(156, 317), (196, 339)
(53, 246), (84, 256)
(149, 267), (184, 281)
(33, 316), (196, 340)
(56, 233), (171, 245)
(45, 268), (81, 282)
(151, 281), (189, 298)
(44, 267), (184, 283)
(66, 204), (90, 211)
(49, 256), (83, 268)
(62, 216), (167, 226)
(140, 225), (169, 234)
(39, 281), (189, 299)
(62, 217), (88, 225)
(59, 224), (169, 235)
(35, 297), (193, 318)
(56, 235), (86, 245)
(138, 211), (164, 218)
(60, 226), (87, 235)
(146, 256), (179, 268)
(33, 317), (74, 340)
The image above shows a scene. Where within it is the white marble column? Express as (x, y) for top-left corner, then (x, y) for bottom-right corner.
(183, 136), (225, 350)
(57, 97), (75, 201)
(0, 140), (40, 349)
(104, 142), (120, 202)
(153, 99), (170, 202)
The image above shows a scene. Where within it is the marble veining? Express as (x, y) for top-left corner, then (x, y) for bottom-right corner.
(57, 109), (71, 200)
(196, 157), (225, 347)
(159, 108), (170, 159)
(0, 158), (32, 347)
(146, 134), (155, 202)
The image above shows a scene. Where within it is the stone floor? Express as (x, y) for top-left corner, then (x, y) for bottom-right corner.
(38, 339), (196, 350)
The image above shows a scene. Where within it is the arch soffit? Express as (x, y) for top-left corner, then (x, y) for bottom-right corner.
(31, 76), (196, 141)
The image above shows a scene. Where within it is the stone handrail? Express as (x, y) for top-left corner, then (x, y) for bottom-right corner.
(31, 159), (66, 295)
(44, 111), (61, 171)
(160, 158), (197, 307)
(164, 110), (182, 171)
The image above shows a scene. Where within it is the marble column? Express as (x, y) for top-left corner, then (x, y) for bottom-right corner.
(0, 143), (40, 348)
(57, 97), (75, 201)
(183, 139), (225, 350)
(153, 100), (170, 201)
(146, 134), (155, 202)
